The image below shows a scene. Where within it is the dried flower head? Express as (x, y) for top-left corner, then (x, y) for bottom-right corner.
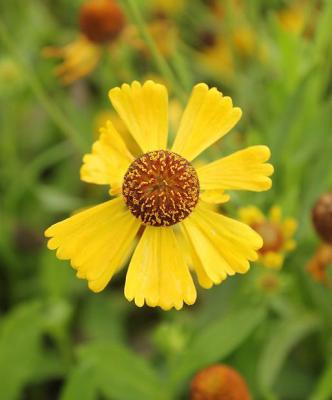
(190, 364), (251, 400)
(312, 192), (332, 244)
(79, 0), (125, 43)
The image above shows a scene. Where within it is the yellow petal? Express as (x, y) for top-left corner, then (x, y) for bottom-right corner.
(80, 120), (134, 193)
(238, 205), (265, 225)
(109, 80), (168, 153)
(284, 239), (296, 251)
(44, 36), (101, 85)
(260, 252), (284, 269)
(124, 226), (197, 310)
(45, 197), (141, 292)
(197, 145), (273, 191)
(180, 225), (213, 289)
(269, 205), (282, 223)
(282, 217), (298, 238)
(171, 83), (242, 161)
(199, 190), (230, 204)
(181, 202), (262, 286)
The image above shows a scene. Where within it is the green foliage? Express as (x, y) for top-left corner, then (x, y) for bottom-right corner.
(258, 313), (321, 393)
(76, 342), (170, 400)
(0, 302), (45, 400)
(169, 306), (266, 390)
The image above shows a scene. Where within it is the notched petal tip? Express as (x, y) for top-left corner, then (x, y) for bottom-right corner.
(194, 82), (209, 91)
(233, 106), (243, 120)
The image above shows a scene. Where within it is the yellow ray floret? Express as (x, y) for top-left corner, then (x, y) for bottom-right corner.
(197, 145), (273, 191)
(181, 202), (262, 285)
(109, 80), (168, 153)
(45, 197), (141, 292)
(172, 83), (242, 161)
(43, 36), (101, 85)
(80, 120), (134, 194)
(125, 226), (197, 310)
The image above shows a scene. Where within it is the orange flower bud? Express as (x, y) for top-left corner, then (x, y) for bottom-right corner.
(79, 0), (125, 43)
(190, 364), (251, 400)
(312, 192), (332, 244)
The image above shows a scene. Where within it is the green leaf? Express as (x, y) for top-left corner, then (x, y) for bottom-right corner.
(257, 313), (320, 392)
(60, 363), (97, 400)
(78, 341), (170, 400)
(310, 361), (332, 400)
(169, 306), (266, 390)
(0, 302), (44, 400)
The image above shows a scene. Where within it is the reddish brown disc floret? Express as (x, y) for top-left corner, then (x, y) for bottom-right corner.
(122, 150), (200, 227)
(79, 0), (125, 43)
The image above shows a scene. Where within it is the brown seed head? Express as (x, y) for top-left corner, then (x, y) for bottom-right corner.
(79, 0), (125, 43)
(312, 192), (332, 243)
(122, 150), (199, 227)
(190, 364), (251, 400)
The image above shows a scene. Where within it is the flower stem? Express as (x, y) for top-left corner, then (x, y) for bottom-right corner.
(0, 20), (88, 153)
(121, 0), (187, 103)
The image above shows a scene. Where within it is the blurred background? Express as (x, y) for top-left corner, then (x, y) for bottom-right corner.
(1, 0), (332, 399)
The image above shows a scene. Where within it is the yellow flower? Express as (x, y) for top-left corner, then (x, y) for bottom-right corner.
(277, 4), (306, 35)
(43, 0), (125, 85)
(45, 80), (273, 310)
(197, 36), (234, 80)
(239, 205), (297, 269)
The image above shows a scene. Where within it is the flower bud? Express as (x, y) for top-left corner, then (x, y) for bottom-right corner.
(79, 0), (125, 43)
(190, 364), (251, 400)
(312, 192), (332, 243)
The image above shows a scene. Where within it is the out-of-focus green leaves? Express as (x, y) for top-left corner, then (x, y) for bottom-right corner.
(40, 249), (83, 298)
(169, 306), (266, 391)
(76, 341), (170, 400)
(310, 360), (332, 400)
(60, 363), (97, 400)
(257, 313), (321, 394)
(0, 302), (45, 400)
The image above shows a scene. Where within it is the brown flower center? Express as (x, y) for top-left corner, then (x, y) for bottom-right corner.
(122, 150), (200, 227)
(252, 222), (283, 254)
(79, 0), (125, 44)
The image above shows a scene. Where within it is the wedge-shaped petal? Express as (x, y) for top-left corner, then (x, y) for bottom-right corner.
(171, 83), (242, 161)
(181, 202), (263, 285)
(109, 80), (168, 153)
(200, 190), (230, 204)
(45, 197), (141, 292)
(180, 226), (213, 289)
(198, 145), (273, 191)
(125, 226), (196, 310)
(80, 121), (134, 194)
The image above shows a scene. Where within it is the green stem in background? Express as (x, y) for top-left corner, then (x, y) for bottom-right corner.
(0, 20), (88, 153)
(4, 140), (75, 212)
(121, 0), (187, 104)
(170, 44), (194, 92)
